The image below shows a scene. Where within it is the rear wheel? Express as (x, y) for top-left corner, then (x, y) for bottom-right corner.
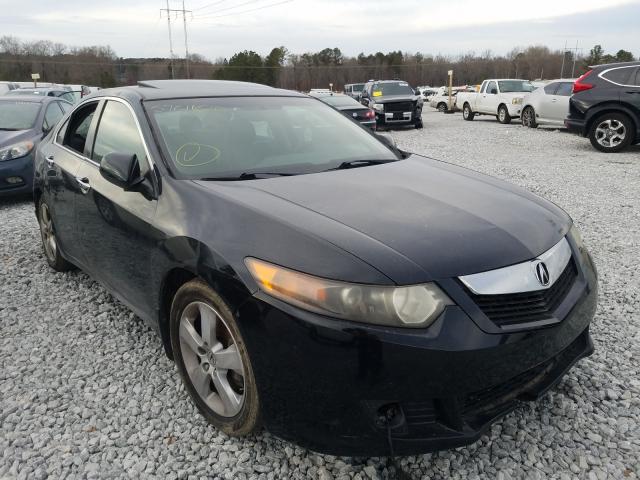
(588, 112), (634, 153)
(498, 105), (511, 124)
(37, 199), (75, 271)
(437, 103), (447, 113)
(170, 279), (260, 436)
(521, 106), (538, 128)
(462, 103), (475, 121)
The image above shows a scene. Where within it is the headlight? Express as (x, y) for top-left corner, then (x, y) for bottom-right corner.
(245, 258), (453, 328)
(372, 103), (384, 112)
(511, 97), (523, 105)
(0, 141), (34, 162)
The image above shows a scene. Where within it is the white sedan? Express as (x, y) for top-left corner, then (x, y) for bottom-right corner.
(521, 79), (575, 128)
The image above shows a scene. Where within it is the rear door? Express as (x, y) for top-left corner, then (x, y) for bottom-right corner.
(74, 99), (159, 313)
(547, 82), (573, 123)
(40, 100), (100, 264)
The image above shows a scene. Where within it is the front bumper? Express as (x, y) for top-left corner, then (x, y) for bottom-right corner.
(0, 153), (34, 197)
(237, 245), (598, 456)
(375, 107), (422, 126)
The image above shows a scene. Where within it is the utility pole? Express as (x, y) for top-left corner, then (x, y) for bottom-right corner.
(160, 2), (192, 79)
(571, 40), (579, 78)
(182, 0), (190, 78)
(560, 40), (567, 78)
(161, 0), (175, 79)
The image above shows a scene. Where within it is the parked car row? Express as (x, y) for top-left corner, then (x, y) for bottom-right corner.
(453, 61), (639, 153)
(0, 82), (99, 103)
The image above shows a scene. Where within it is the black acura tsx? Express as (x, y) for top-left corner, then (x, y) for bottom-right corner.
(33, 80), (597, 456)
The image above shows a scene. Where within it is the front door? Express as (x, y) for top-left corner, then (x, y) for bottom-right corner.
(41, 101), (99, 264)
(74, 99), (159, 314)
(479, 81), (498, 114)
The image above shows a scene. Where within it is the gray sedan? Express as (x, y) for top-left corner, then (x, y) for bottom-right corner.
(521, 80), (575, 128)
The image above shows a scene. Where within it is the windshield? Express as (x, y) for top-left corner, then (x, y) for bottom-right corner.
(371, 82), (414, 97)
(145, 96), (398, 179)
(497, 80), (535, 93)
(0, 101), (41, 130)
(319, 95), (362, 108)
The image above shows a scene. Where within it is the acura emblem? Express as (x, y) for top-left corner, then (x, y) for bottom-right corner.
(352, 112), (358, 118)
(534, 261), (550, 286)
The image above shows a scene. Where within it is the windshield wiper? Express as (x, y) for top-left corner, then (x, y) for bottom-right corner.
(0, 127), (22, 131)
(200, 171), (297, 181)
(326, 159), (397, 171)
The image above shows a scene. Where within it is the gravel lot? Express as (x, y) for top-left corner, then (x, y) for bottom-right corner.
(1, 109), (639, 479)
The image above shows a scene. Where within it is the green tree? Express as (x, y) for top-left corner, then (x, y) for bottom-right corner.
(615, 49), (635, 62)
(264, 46), (287, 87)
(213, 50), (266, 84)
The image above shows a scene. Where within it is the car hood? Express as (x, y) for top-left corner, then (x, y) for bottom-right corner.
(199, 155), (570, 283)
(372, 95), (420, 103)
(0, 129), (36, 148)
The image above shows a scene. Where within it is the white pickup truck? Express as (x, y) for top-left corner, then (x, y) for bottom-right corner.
(457, 79), (536, 124)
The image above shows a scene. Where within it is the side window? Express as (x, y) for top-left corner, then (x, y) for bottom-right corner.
(56, 118), (69, 144)
(632, 68), (640, 87)
(43, 102), (64, 132)
(486, 81), (497, 94)
(555, 82), (574, 96)
(59, 101), (72, 113)
(602, 67), (633, 85)
(91, 101), (147, 169)
(544, 82), (558, 95)
(62, 102), (98, 155)
(60, 92), (76, 104)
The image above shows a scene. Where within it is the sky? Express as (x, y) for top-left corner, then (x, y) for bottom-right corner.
(2, 0), (639, 60)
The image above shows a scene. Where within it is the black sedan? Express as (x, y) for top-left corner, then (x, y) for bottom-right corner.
(0, 95), (72, 197)
(34, 80), (597, 456)
(310, 92), (376, 129)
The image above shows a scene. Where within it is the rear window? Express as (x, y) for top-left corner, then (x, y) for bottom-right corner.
(555, 82), (574, 96)
(602, 67), (633, 85)
(319, 95), (361, 108)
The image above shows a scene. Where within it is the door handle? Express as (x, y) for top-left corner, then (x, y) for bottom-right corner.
(75, 176), (91, 194)
(551, 99), (557, 102)
(45, 155), (55, 167)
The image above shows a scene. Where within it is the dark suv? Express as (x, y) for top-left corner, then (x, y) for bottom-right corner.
(360, 80), (423, 129)
(565, 61), (640, 152)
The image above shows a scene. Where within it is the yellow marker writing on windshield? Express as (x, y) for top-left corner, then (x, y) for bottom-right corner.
(372, 91), (382, 97)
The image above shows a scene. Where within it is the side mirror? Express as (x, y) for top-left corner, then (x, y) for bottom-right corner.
(100, 152), (144, 190)
(490, 88), (498, 94)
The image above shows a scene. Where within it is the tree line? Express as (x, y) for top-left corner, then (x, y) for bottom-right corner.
(0, 36), (637, 91)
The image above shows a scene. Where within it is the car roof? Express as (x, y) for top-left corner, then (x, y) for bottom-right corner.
(90, 80), (307, 101)
(590, 60), (640, 70)
(0, 95), (51, 103)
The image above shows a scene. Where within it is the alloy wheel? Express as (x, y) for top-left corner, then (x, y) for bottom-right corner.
(595, 119), (626, 148)
(39, 203), (57, 261)
(179, 301), (246, 417)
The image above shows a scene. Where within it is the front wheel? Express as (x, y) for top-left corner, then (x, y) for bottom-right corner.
(170, 279), (260, 436)
(37, 199), (75, 272)
(437, 103), (447, 113)
(462, 104), (475, 121)
(414, 118), (424, 129)
(521, 106), (538, 128)
(588, 113), (634, 153)
(498, 105), (512, 124)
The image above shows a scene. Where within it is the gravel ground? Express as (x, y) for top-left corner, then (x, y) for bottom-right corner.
(1, 109), (639, 479)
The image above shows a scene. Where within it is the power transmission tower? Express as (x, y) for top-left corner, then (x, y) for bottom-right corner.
(160, 1), (192, 79)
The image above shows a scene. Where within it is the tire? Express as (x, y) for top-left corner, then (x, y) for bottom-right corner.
(414, 118), (424, 129)
(170, 279), (260, 436)
(37, 198), (75, 272)
(521, 106), (538, 128)
(498, 105), (512, 124)
(588, 112), (634, 153)
(437, 103), (447, 113)
(462, 103), (475, 121)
